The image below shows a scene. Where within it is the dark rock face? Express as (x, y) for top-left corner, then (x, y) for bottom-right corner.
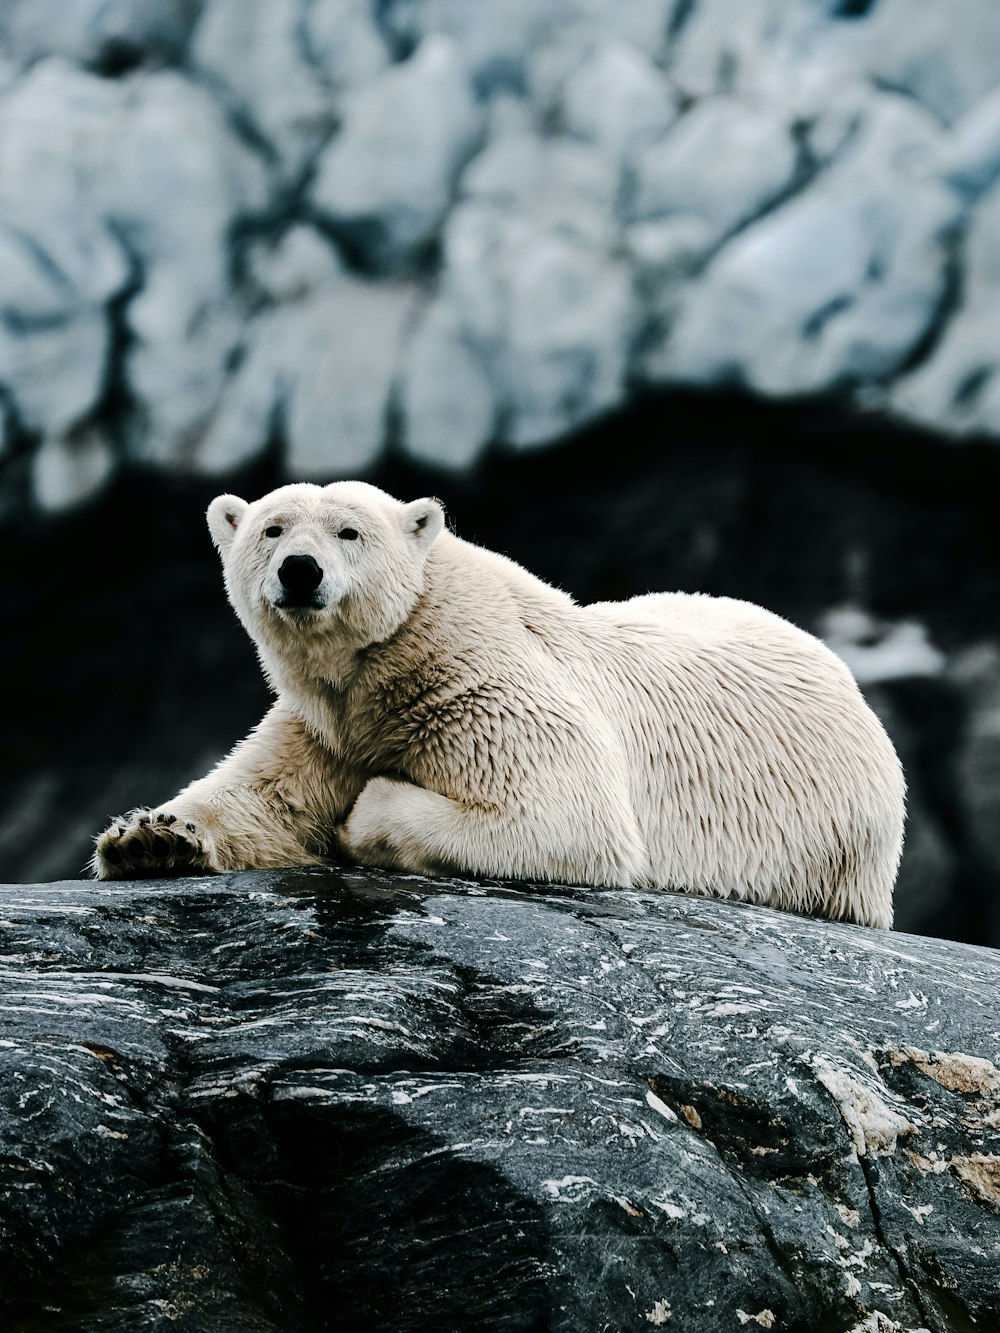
(1, 868), (999, 1331)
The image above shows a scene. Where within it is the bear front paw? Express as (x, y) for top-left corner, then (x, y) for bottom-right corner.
(336, 777), (407, 870)
(93, 809), (217, 880)
(336, 777), (449, 876)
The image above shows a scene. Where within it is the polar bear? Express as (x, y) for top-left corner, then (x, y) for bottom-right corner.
(93, 481), (905, 927)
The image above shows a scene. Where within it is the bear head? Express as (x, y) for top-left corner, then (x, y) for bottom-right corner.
(207, 481), (444, 660)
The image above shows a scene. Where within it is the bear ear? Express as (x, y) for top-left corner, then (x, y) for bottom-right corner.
(207, 494), (248, 550)
(401, 497), (444, 548)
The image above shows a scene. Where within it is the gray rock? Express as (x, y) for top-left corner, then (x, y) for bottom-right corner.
(0, 59), (267, 470)
(101, 72), (266, 468)
(862, 0), (1000, 124)
(0, 0), (198, 69)
(936, 86), (1000, 201)
(483, 91), (536, 143)
(666, 0), (1000, 127)
(664, 0), (858, 113)
(381, 0), (672, 98)
(1, 868), (999, 1330)
(305, 0), (392, 98)
(192, 0), (386, 178)
(311, 35), (483, 270)
(625, 216), (715, 294)
(191, 329), (281, 476)
(0, 69), (132, 442)
(648, 94), (961, 397)
(382, 0), (546, 96)
(0, 223), (119, 441)
(0, 56), (16, 98)
(246, 224), (347, 304)
(891, 178), (1000, 437)
(202, 277), (417, 477)
(30, 426), (117, 514)
(949, 642), (1000, 886)
(630, 96), (798, 252)
(7, 0), (1000, 486)
(283, 280), (416, 476)
(500, 233), (633, 449)
(560, 39), (677, 167)
(400, 297), (497, 470)
(445, 133), (632, 447)
(458, 131), (620, 247)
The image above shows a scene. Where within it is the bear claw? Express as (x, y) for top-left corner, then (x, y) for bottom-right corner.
(95, 810), (215, 879)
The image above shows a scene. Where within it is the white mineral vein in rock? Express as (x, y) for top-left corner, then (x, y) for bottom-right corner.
(645, 1089), (678, 1122)
(810, 1053), (917, 1157)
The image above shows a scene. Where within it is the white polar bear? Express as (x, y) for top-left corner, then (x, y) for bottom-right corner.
(93, 481), (905, 927)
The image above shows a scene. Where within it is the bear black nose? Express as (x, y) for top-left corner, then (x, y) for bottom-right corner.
(278, 554), (323, 593)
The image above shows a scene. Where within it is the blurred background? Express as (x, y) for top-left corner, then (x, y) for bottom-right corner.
(1, 0), (999, 946)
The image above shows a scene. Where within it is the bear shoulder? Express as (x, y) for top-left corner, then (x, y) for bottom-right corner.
(422, 531), (578, 631)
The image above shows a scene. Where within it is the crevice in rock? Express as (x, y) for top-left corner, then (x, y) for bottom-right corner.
(0, 307), (74, 337)
(229, 183), (328, 295)
(180, 65), (283, 174)
(91, 37), (148, 79)
(804, 294), (856, 342)
(649, 1055), (945, 1330)
(667, 0), (699, 43)
(952, 362), (995, 411)
(715, 47), (740, 96)
(211, 1095), (551, 1333)
(1, 220), (77, 297)
(870, 76), (949, 127)
(83, 219), (146, 459)
(297, 0), (393, 92)
(806, 1055), (950, 1333)
(0, 389), (37, 523)
(628, 115), (831, 369)
(3, 1125), (303, 1332)
(372, 0), (420, 64)
(306, 199), (448, 280)
(714, 117), (827, 259)
(855, 1154), (950, 1333)
(294, 0), (328, 85)
(647, 1069), (873, 1331)
(879, 213), (967, 385)
(832, 0), (880, 19)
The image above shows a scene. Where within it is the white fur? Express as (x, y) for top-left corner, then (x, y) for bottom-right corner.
(94, 481), (905, 928)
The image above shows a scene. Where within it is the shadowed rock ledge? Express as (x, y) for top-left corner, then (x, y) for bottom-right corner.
(1, 869), (999, 1332)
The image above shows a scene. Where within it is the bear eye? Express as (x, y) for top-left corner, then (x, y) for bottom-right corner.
(265, 526), (282, 538)
(339, 527), (359, 541)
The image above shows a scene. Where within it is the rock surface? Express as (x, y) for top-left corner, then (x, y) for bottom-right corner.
(311, 34), (483, 271)
(649, 95), (961, 395)
(0, 0), (198, 71)
(1, 867), (999, 1331)
(5, 0), (1000, 509)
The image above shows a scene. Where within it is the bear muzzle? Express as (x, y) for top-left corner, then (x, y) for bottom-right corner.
(275, 553), (325, 609)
